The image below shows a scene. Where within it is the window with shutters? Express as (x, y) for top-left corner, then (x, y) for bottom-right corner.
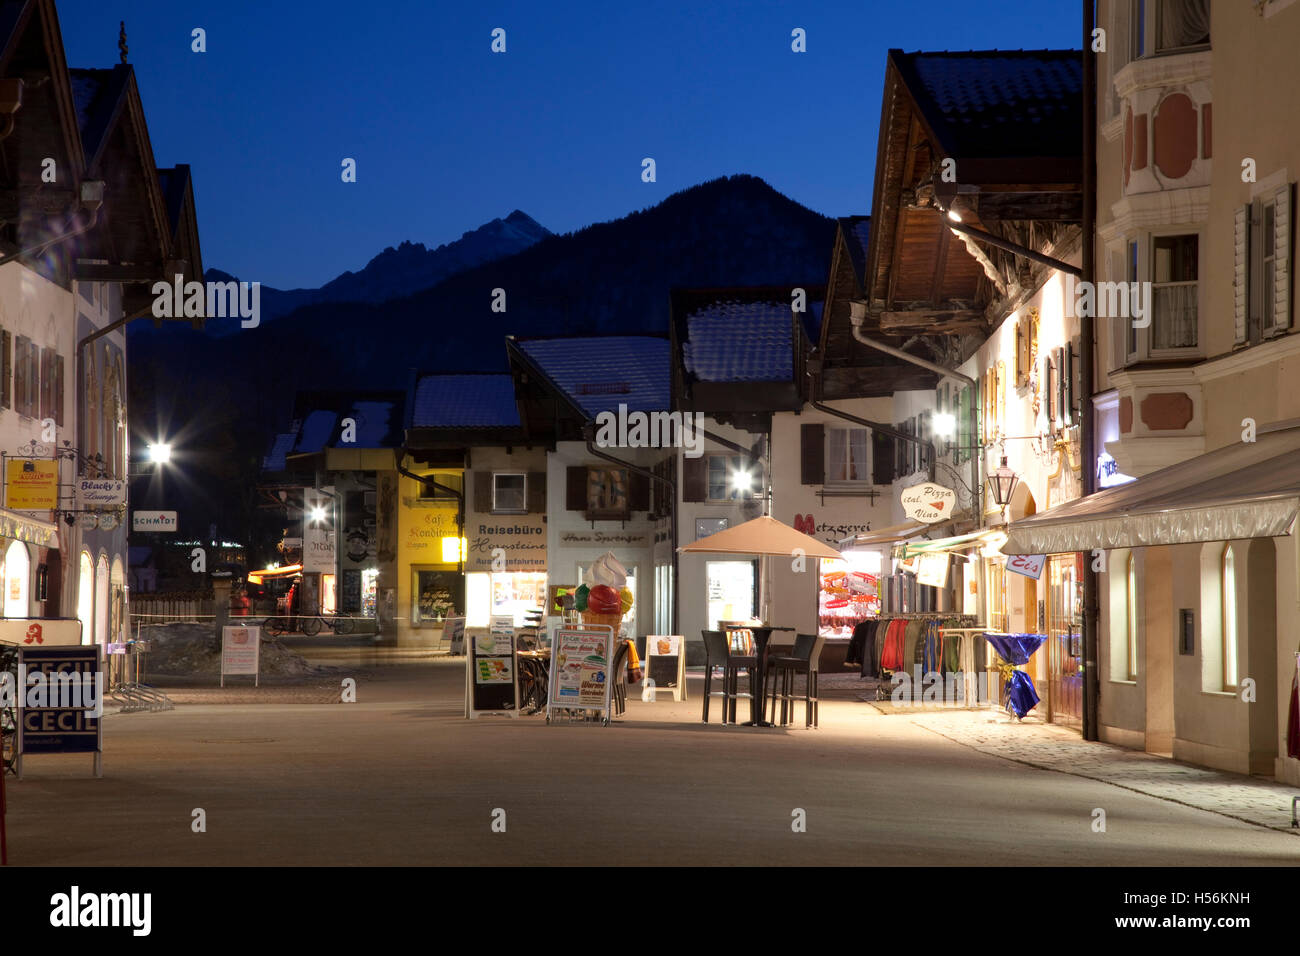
(824, 427), (870, 484)
(1116, 232), (1202, 364)
(586, 467), (629, 519)
(1236, 182), (1292, 347)
(419, 473), (462, 500)
(14, 336), (36, 417)
(492, 473), (527, 513)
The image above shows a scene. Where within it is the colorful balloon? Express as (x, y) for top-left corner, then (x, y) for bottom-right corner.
(618, 586), (634, 614)
(587, 584), (620, 615)
(574, 584), (590, 612)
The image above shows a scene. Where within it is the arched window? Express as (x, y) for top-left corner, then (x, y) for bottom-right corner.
(1126, 553), (1138, 680)
(94, 553), (109, 645)
(77, 551), (94, 645)
(110, 556), (126, 643)
(1222, 545), (1238, 689)
(2, 540), (29, 617)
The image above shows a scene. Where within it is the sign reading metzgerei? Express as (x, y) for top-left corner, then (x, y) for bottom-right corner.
(132, 510), (178, 532)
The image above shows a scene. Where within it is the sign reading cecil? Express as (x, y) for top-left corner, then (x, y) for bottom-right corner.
(900, 482), (957, 524)
(5, 460), (58, 509)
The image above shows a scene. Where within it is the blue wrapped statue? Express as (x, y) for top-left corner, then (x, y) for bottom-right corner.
(984, 633), (1047, 719)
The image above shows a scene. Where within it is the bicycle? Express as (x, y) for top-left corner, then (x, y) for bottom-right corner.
(321, 613), (355, 635)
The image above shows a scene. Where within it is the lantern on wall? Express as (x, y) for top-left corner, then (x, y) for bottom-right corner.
(987, 456), (1020, 508)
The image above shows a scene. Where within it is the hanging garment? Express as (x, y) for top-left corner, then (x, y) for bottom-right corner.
(861, 619), (880, 678)
(846, 619), (868, 666)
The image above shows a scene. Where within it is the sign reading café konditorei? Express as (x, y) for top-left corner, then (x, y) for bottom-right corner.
(466, 514), (546, 572)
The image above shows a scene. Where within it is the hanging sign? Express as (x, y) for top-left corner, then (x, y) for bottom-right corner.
(76, 478), (127, 508)
(916, 552), (950, 588)
(900, 482), (956, 524)
(1006, 553), (1047, 580)
(5, 460), (59, 509)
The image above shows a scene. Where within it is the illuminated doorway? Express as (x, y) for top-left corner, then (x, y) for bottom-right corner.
(3, 540), (29, 617)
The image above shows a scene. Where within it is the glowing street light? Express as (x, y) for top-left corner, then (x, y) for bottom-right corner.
(309, 505), (327, 523)
(147, 443), (172, 464)
(933, 412), (957, 439)
(730, 469), (753, 494)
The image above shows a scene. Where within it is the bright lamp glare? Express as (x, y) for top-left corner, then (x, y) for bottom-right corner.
(147, 443), (171, 463)
(934, 413), (956, 438)
(309, 505), (327, 523)
(947, 208), (962, 223)
(730, 469), (753, 493)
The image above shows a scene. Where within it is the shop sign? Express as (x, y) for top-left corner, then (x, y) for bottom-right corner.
(5, 460), (58, 509)
(132, 510), (178, 532)
(794, 514), (873, 546)
(559, 531), (647, 547)
(76, 478), (127, 507)
(0, 511), (58, 548)
(900, 483), (956, 524)
(404, 506), (460, 561)
(466, 514), (546, 572)
(304, 527), (335, 572)
(0, 618), (82, 646)
(16, 645), (102, 760)
(1006, 553), (1046, 580)
(916, 552), (950, 588)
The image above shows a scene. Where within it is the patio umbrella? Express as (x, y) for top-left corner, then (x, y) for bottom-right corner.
(680, 515), (842, 621)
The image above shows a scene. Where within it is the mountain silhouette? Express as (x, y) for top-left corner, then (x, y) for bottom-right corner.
(127, 174), (836, 546)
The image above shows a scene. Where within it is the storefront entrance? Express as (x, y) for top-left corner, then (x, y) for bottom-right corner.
(1045, 553), (1083, 729)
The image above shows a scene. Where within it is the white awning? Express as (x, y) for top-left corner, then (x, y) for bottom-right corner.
(839, 520), (953, 552)
(1001, 426), (1300, 555)
(0, 508), (59, 549)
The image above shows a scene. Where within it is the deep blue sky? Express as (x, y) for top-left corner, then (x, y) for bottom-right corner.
(58, 1), (1079, 290)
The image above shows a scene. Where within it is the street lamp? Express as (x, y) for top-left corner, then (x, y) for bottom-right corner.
(987, 456), (1020, 508)
(730, 468), (753, 495)
(147, 443), (171, 464)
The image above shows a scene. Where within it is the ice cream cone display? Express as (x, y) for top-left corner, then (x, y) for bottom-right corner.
(581, 610), (625, 629)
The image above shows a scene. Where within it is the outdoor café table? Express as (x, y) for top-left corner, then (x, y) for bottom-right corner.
(722, 623), (794, 727)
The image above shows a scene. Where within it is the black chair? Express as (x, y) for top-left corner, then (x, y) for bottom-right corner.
(701, 630), (757, 724)
(610, 640), (630, 717)
(766, 634), (825, 728)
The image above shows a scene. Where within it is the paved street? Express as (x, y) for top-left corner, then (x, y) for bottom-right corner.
(5, 649), (1299, 866)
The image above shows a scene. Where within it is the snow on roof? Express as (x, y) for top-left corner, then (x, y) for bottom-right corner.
(518, 337), (670, 416)
(413, 374), (519, 428)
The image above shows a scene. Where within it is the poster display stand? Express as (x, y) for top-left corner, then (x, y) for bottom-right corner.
(15, 645), (103, 779)
(221, 625), (260, 688)
(546, 625), (615, 725)
(465, 618), (519, 718)
(443, 616), (466, 656)
(644, 635), (687, 701)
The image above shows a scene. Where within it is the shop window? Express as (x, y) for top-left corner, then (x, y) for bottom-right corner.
(1127, 554), (1139, 679)
(492, 473), (527, 513)
(1222, 546), (1238, 689)
(412, 568), (460, 625)
(1107, 550), (1138, 681)
(77, 551), (93, 644)
(705, 560), (754, 632)
(3, 540), (28, 617)
(1199, 542), (1236, 692)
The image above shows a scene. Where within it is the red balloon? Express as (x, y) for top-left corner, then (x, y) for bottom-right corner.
(587, 584), (620, 614)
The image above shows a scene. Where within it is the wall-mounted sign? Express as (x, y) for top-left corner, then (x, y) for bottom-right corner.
(900, 482), (956, 524)
(76, 478), (127, 507)
(916, 552), (950, 588)
(133, 510), (178, 532)
(465, 514), (546, 572)
(1006, 553), (1047, 581)
(5, 460), (58, 509)
(0, 511), (58, 547)
(0, 618), (82, 646)
(558, 531), (647, 547)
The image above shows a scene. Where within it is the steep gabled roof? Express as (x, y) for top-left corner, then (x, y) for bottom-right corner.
(412, 373), (520, 428)
(510, 335), (670, 419)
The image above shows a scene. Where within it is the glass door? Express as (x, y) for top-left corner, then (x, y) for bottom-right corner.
(1046, 554), (1083, 729)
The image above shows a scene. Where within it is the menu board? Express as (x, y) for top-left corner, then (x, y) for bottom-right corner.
(547, 626), (614, 720)
(645, 634), (686, 701)
(465, 620), (518, 717)
(443, 616), (466, 655)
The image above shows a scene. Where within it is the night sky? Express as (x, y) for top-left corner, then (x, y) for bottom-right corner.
(58, 1), (1079, 290)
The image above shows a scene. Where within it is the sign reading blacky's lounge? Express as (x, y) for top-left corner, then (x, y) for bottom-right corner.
(76, 478), (127, 508)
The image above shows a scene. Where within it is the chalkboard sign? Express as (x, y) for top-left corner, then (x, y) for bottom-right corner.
(465, 622), (518, 718)
(341, 569), (362, 613)
(17, 644), (103, 777)
(645, 634), (686, 701)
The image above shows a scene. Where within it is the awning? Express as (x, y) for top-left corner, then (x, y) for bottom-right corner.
(681, 515), (841, 559)
(898, 529), (992, 558)
(1001, 426), (1300, 555)
(839, 520), (953, 552)
(247, 564), (303, 584)
(0, 508), (59, 549)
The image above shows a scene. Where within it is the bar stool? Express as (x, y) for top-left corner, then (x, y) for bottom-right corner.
(701, 630), (756, 724)
(766, 634), (825, 728)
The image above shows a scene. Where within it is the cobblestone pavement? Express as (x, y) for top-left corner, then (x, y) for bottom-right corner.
(894, 706), (1300, 835)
